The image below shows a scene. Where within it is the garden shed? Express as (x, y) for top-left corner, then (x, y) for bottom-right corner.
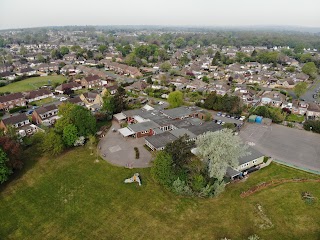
(262, 118), (272, 126)
(248, 115), (257, 123)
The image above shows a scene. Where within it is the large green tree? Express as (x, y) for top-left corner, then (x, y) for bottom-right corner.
(196, 129), (249, 181)
(294, 82), (308, 98)
(56, 103), (96, 137)
(151, 151), (175, 188)
(168, 91), (184, 108)
(42, 130), (64, 156)
(62, 124), (78, 147)
(60, 46), (70, 56)
(302, 62), (318, 78)
(0, 147), (12, 184)
(165, 135), (194, 170)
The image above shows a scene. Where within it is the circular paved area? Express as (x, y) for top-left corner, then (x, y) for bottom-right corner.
(98, 121), (152, 168)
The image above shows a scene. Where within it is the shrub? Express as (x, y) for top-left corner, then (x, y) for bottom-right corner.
(9, 106), (27, 113)
(172, 178), (193, 196)
(303, 120), (320, 133)
(134, 147), (139, 159)
(151, 151), (175, 187)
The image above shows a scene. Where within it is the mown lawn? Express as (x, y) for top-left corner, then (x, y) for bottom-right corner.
(0, 76), (66, 93)
(0, 147), (319, 240)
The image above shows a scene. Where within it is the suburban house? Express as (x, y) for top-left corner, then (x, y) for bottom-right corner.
(0, 71), (16, 80)
(261, 91), (286, 107)
(291, 101), (308, 115)
(81, 75), (102, 88)
(24, 89), (53, 103)
(55, 82), (82, 94)
(125, 80), (149, 92)
(67, 96), (85, 106)
(226, 147), (264, 180)
(104, 85), (118, 95)
(63, 53), (77, 62)
(306, 103), (320, 119)
(79, 92), (103, 111)
(16, 67), (36, 76)
(32, 104), (59, 126)
(0, 113), (38, 137)
(0, 92), (26, 110)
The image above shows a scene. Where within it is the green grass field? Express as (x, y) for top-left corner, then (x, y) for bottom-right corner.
(0, 76), (66, 93)
(0, 147), (319, 240)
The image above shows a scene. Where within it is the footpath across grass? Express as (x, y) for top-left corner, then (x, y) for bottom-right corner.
(0, 147), (319, 240)
(0, 75), (66, 93)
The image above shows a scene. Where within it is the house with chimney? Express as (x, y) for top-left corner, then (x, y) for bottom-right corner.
(0, 93), (26, 111)
(81, 75), (102, 88)
(32, 104), (59, 126)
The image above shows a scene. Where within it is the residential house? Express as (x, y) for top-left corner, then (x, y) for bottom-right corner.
(16, 67), (36, 76)
(49, 63), (59, 72)
(306, 103), (320, 119)
(37, 63), (49, 73)
(67, 96), (85, 106)
(0, 92), (26, 110)
(291, 101), (308, 115)
(81, 75), (102, 88)
(55, 82), (82, 94)
(125, 80), (148, 92)
(79, 92), (103, 111)
(0, 113), (38, 137)
(63, 53), (77, 62)
(261, 91), (286, 107)
(32, 104), (59, 126)
(24, 89), (53, 103)
(0, 71), (16, 80)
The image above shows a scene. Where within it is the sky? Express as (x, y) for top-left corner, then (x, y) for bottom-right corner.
(0, 0), (319, 30)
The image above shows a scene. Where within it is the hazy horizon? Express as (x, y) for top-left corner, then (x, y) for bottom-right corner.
(1, 0), (320, 30)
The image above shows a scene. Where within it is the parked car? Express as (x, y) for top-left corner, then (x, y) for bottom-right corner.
(27, 110), (34, 115)
(217, 112), (222, 116)
(217, 120), (222, 124)
(221, 113), (226, 117)
(60, 97), (68, 101)
(239, 116), (246, 121)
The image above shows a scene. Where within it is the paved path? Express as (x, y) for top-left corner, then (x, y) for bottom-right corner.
(98, 121), (152, 168)
(240, 123), (320, 173)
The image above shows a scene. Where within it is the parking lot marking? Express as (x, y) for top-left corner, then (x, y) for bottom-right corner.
(109, 145), (121, 153)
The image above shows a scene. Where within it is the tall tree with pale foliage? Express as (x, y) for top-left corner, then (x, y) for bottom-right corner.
(196, 129), (249, 181)
(168, 91), (184, 108)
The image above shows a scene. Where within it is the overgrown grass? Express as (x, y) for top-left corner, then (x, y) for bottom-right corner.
(0, 147), (319, 240)
(0, 76), (66, 93)
(285, 114), (305, 123)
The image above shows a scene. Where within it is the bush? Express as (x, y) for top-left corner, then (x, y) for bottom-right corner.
(134, 147), (139, 159)
(172, 178), (193, 196)
(303, 120), (320, 133)
(151, 151), (175, 187)
(9, 106), (27, 113)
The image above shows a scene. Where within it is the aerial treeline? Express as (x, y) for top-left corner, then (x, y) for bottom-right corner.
(198, 92), (243, 114)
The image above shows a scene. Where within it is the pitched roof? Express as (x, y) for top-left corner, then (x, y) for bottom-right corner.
(128, 120), (160, 132)
(184, 121), (223, 136)
(84, 75), (100, 82)
(2, 113), (28, 125)
(0, 92), (24, 103)
(25, 89), (52, 99)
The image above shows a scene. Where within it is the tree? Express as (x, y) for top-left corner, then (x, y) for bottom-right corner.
(294, 44), (304, 54)
(56, 103), (96, 137)
(168, 91), (183, 108)
(175, 37), (186, 49)
(223, 122), (236, 131)
(87, 135), (97, 155)
(98, 45), (107, 53)
(196, 129), (249, 181)
(62, 124), (78, 147)
(294, 82), (308, 98)
(19, 46), (27, 55)
(42, 130), (64, 156)
(0, 136), (23, 169)
(302, 62), (317, 78)
(202, 76), (209, 83)
(0, 147), (12, 184)
(160, 61), (171, 72)
(151, 151), (175, 187)
(165, 135), (194, 170)
(60, 46), (70, 56)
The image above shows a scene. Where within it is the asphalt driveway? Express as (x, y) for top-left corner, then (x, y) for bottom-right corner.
(98, 121), (152, 168)
(240, 123), (320, 173)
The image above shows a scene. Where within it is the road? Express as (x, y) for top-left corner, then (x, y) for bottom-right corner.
(240, 123), (320, 173)
(301, 78), (320, 103)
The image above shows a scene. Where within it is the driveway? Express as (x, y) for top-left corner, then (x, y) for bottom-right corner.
(98, 121), (152, 168)
(240, 123), (320, 173)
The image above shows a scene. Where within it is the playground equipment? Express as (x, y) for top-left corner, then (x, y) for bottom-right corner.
(124, 173), (141, 186)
